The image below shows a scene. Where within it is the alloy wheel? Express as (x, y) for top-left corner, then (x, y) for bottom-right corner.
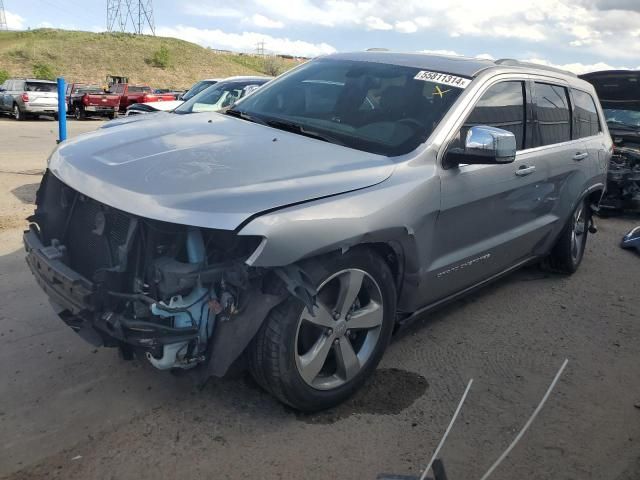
(294, 268), (384, 391)
(571, 205), (587, 263)
(13, 105), (20, 120)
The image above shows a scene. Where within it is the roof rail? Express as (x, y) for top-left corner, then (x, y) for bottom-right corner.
(495, 58), (577, 77)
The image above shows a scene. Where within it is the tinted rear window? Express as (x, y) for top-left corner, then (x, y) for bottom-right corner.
(533, 83), (571, 146)
(572, 89), (600, 138)
(25, 82), (56, 92)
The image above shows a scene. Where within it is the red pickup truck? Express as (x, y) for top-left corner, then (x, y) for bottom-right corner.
(109, 83), (177, 112)
(66, 83), (121, 120)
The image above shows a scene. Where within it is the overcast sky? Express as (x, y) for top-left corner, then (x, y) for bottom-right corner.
(5, 0), (640, 73)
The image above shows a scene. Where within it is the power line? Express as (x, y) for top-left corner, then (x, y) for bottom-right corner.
(0, 0), (8, 31)
(106, 0), (155, 35)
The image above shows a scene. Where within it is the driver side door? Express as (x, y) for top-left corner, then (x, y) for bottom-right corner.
(424, 79), (547, 304)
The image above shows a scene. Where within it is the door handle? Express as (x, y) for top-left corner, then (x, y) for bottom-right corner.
(573, 152), (589, 161)
(515, 165), (536, 177)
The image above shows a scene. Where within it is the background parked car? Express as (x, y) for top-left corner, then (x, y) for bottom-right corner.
(181, 78), (222, 101)
(66, 83), (120, 120)
(104, 77), (270, 128)
(0, 78), (58, 121)
(580, 70), (640, 213)
(109, 83), (176, 112)
(124, 76), (267, 116)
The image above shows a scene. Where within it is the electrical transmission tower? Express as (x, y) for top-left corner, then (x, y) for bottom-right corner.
(107, 0), (155, 35)
(0, 0), (9, 31)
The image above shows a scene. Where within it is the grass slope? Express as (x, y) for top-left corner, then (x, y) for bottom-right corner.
(0, 29), (297, 89)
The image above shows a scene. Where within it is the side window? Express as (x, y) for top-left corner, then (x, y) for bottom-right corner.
(461, 81), (526, 150)
(533, 82), (571, 146)
(572, 89), (601, 138)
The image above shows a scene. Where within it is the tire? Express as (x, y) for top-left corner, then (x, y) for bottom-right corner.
(14, 104), (25, 121)
(107, 111), (118, 120)
(53, 113), (59, 121)
(249, 248), (396, 412)
(75, 106), (86, 120)
(548, 197), (590, 273)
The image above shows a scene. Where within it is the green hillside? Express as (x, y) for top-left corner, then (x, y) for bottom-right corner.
(0, 29), (297, 89)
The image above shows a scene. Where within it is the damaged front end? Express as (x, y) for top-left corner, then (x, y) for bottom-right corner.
(600, 141), (640, 212)
(24, 171), (288, 375)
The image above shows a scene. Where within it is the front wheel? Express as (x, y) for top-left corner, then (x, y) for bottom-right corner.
(249, 248), (396, 412)
(547, 198), (590, 273)
(75, 106), (86, 120)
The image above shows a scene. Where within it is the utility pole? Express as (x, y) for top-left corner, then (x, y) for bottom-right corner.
(107, 0), (155, 35)
(0, 0), (9, 31)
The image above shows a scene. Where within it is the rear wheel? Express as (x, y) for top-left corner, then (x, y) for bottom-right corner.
(548, 198), (590, 273)
(107, 111), (118, 120)
(75, 106), (86, 120)
(249, 248), (396, 412)
(13, 104), (25, 121)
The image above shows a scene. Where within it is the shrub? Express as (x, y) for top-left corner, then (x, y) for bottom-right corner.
(32, 63), (57, 80)
(263, 55), (284, 76)
(0, 69), (9, 85)
(151, 45), (171, 69)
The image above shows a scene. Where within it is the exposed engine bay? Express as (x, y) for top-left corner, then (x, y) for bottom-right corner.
(601, 139), (640, 212)
(24, 171), (298, 375)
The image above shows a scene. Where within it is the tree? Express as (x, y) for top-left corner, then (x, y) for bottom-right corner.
(151, 45), (171, 69)
(32, 63), (56, 80)
(0, 69), (9, 85)
(263, 55), (284, 76)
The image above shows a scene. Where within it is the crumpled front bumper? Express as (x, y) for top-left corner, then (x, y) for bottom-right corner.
(23, 227), (199, 349)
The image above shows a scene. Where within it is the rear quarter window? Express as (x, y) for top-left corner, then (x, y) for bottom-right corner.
(533, 82), (572, 146)
(572, 89), (601, 138)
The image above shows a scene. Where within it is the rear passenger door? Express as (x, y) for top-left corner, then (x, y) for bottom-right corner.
(571, 88), (607, 181)
(529, 80), (588, 249)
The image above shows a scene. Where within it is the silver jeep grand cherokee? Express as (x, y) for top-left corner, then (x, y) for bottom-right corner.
(25, 52), (610, 411)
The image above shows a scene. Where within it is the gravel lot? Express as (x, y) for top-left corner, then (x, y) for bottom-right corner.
(0, 117), (638, 480)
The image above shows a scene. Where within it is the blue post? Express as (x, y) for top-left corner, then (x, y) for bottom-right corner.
(56, 77), (67, 143)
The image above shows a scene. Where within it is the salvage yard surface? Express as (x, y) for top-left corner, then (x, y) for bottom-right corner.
(0, 119), (639, 479)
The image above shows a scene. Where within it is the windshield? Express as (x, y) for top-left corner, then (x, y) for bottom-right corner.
(230, 59), (466, 156)
(175, 81), (264, 114)
(183, 80), (217, 101)
(604, 108), (640, 128)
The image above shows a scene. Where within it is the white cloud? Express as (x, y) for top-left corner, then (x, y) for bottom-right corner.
(250, 14), (284, 29)
(420, 49), (462, 56)
(184, 5), (244, 18)
(395, 21), (418, 33)
(522, 57), (637, 74)
(155, 25), (336, 57)
(364, 16), (392, 31)
(6, 11), (25, 30)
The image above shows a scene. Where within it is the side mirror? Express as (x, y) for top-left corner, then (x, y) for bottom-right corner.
(445, 126), (517, 168)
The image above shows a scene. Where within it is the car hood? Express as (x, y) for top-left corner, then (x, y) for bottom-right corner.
(49, 112), (395, 230)
(146, 100), (184, 111)
(101, 111), (171, 129)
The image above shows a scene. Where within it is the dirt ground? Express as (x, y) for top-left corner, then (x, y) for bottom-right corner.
(0, 117), (638, 480)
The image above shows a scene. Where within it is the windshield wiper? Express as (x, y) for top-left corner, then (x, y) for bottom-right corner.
(263, 118), (346, 146)
(224, 108), (268, 126)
